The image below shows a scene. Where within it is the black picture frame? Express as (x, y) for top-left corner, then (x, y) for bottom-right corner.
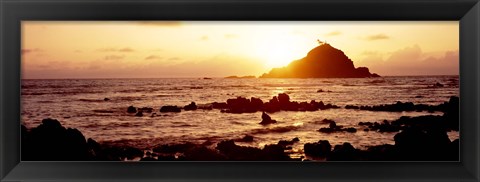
(1, 0), (479, 181)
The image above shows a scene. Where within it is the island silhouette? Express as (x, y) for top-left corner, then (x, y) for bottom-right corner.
(260, 42), (380, 78)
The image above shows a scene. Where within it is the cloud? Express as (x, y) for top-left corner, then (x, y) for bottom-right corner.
(358, 45), (459, 76)
(97, 47), (135, 52)
(224, 34), (238, 39)
(365, 34), (390, 41)
(326, 31), (342, 36)
(22, 48), (43, 55)
(361, 51), (381, 56)
(145, 55), (162, 60)
(168, 57), (180, 61)
(22, 53), (266, 79)
(200, 36), (209, 41)
(118, 48), (134, 52)
(104, 55), (125, 60)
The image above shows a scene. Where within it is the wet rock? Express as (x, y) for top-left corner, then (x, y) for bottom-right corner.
(135, 111), (143, 117)
(183, 146), (226, 161)
(345, 105), (360, 109)
(123, 147), (144, 160)
(216, 140), (291, 161)
(278, 93), (290, 104)
(259, 112), (277, 125)
(327, 143), (358, 161)
(250, 97), (264, 111)
(292, 137), (300, 142)
(304, 140), (331, 157)
(160, 105), (181, 113)
(211, 102), (228, 109)
(184, 102), (198, 111)
(22, 118), (90, 161)
(344, 127), (357, 133)
(433, 82), (444, 87)
(240, 135), (254, 142)
(140, 157), (157, 161)
(139, 107), (153, 113)
(127, 106), (137, 113)
(393, 127), (453, 160)
(153, 143), (196, 154)
(277, 137), (300, 147)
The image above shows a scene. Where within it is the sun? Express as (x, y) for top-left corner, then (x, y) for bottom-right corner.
(255, 41), (302, 69)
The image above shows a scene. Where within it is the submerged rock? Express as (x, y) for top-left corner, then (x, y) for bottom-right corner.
(184, 102), (198, 111)
(135, 111), (143, 117)
(240, 135), (254, 142)
(160, 105), (181, 113)
(127, 106), (137, 113)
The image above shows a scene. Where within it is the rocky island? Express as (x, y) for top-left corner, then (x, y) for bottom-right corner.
(260, 43), (380, 78)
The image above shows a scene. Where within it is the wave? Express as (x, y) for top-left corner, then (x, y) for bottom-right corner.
(249, 125), (301, 135)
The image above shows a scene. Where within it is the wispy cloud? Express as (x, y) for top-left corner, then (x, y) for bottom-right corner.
(200, 35), (209, 41)
(145, 55), (162, 60)
(326, 31), (342, 36)
(118, 48), (134, 52)
(97, 47), (135, 52)
(104, 55), (125, 60)
(224, 34), (238, 39)
(168, 57), (180, 61)
(365, 34), (390, 41)
(22, 48), (43, 55)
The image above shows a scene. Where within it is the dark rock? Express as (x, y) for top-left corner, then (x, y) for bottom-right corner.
(259, 112), (277, 125)
(184, 146), (226, 161)
(140, 157), (157, 161)
(345, 127), (357, 133)
(216, 140), (291, 161)
(278, 93), (290, 104)
(104, 98), (110, 101)
(22, 118), (90, 161)
(160, 106), (181, 113)
(184, 102), (198, 111)
(240, 135), (254, 142)
(304, 140), (331, 157)
(127, 106), (137, 113)
(260, 43), (380, 78)
(277, 138), (299, 147)
(153, 143), (196, 154)
(135, 111), (143, 117)
(292, 137), (300, 142)
(318, 127), (335, 133)
(327, 143), (358, 161)
(212, 102), (228, 109)
(139, 107), (153, 113)
(433, 82), (444, 87)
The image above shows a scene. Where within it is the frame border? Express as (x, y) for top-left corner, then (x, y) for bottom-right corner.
(1, 0), (479, 181)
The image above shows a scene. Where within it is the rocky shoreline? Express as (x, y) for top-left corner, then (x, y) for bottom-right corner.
(21, 95), (459, 161)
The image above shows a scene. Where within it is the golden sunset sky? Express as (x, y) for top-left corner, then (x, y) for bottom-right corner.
(22, 21), (459, 79)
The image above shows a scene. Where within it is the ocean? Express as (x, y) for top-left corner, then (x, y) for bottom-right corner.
(21, 76), (459, 157)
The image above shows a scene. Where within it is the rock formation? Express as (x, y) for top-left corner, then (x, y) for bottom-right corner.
(260, 43), (380, 78)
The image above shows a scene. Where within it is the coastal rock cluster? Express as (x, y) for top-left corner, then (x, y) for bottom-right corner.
(345, 96), (459, 113)
(125, 93), (340, 116)
(21, 94), (459, 161)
